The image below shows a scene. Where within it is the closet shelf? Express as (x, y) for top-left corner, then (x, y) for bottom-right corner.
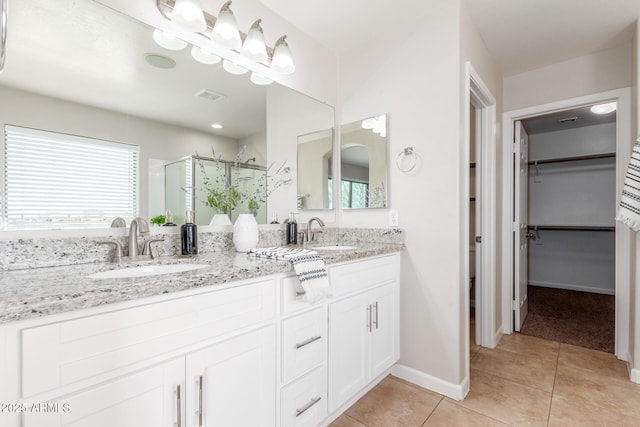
(527, 152), (615, 166)
(528, 225), (615, 232)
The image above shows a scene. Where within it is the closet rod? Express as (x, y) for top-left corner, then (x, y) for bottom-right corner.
(527, 152), (615, 166)
(528, 225), (615, 232)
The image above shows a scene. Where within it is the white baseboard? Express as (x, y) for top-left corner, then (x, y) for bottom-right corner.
(528, 280), (615, 295)
(627, 352), (640, 384)
(391, 364), (467, 400)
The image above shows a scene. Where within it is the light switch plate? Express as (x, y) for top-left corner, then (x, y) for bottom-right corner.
(389, 210), (399, 226)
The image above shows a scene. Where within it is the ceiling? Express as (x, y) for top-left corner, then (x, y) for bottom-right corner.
(521, 104), (617, 135)
(261, 0), (640, 78)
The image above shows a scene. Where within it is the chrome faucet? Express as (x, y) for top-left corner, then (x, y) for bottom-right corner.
(128, 217), (149, 257)
(306, 217), (325, 242)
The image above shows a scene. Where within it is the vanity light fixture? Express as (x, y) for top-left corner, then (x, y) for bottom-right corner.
(590, 102), (617, 115)
(222, 59), (248, 75)
(241, 20), (268, 63)
(152, 29), (187, 50)
(156, 0), (295, 75)
(191, 46), (221, 64)
(211, 1), (242, 50)
(170, 0), (207, 32)
(271, 36), (295, 74)
(250, 72), (273, 85)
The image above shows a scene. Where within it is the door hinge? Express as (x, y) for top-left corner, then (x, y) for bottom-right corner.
(512, 221), (518, 232)
(512, 300), (517, 310)
(475, 236), (482, 243)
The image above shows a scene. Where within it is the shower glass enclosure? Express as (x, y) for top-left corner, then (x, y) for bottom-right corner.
(165, 155), (267, 225)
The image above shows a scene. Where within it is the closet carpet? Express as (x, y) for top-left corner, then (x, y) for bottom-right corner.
(520, 285), (615, 353)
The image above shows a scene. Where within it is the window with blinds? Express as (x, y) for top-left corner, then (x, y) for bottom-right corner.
(3, 125), (139, 229)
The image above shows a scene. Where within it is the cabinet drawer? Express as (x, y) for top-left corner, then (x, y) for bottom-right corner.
(21, 279), (276, 398)
(280, 275), (313, 315)
(281, 307), (326, 384)
(280, 366), (326, 427)
(329, 254), (398, 297)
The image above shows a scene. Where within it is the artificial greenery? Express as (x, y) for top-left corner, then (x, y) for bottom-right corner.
(206, 185), (240, 214)
(150, 214), (165, 226)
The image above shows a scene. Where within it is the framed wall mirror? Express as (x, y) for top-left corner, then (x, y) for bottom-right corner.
(340, 114), (388, 209)
(297, 129), (334, 210)
(0, 0), (333, 229)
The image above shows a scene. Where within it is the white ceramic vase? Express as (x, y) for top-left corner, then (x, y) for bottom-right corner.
(210, 213), (232, 226)
(233, 213), (259, 252)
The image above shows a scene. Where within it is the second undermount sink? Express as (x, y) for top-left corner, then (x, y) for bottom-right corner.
(87, 263), (210, 279)
(312, 245), (359, 251)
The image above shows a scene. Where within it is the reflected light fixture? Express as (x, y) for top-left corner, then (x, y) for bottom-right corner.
(211, 123), (223, 129)
(152, 29), (187, 50)
(191, 46), (221, 64)
(590, 102), (617, 115)
(241, 20), (268, 63)
(170, 0), (207, 32)
(222, 59), (248, 75)
(271, 35), (295, 74)
(250, 72), (273, 85)
(211, 1), (242, 50)
(361, 115), (386, 137)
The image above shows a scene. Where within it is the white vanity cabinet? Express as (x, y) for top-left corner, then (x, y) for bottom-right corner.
(327, 256), (400, 413)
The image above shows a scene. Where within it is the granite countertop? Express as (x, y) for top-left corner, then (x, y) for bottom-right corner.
(0, 242), (403, 325)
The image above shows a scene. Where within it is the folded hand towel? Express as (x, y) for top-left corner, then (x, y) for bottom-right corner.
(616, 139), (640, 231)
(249, 247), (331, 303)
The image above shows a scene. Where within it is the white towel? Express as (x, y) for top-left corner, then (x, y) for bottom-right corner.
(616, 139), (640, 231)
(249, 247), (332, 303)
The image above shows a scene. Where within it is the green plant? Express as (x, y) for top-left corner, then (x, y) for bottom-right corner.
(206, 185), (240, 214)
(150, 214), (165, 226)
(247, 197), (260, 214)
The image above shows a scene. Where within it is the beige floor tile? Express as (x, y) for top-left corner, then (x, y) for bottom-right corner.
(557, 343), (629, 380)
(471, 346), (557, 392)
(345, 376), (442, 427)
(330, 414), (368, 427)
(497, 332), (560, 359)
(553, 364), (640, 420)
(548, 393), (640, 427)
(424, 400), (511, 427)
(455, 369), (551, 427)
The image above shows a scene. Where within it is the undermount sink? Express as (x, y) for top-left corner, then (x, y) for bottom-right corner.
(87, 263), (210, 279)
(312, 245), (358, 251)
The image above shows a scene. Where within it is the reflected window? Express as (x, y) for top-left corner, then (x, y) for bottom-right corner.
(328, 178), (369, 209)
(3, 125), (139, 230)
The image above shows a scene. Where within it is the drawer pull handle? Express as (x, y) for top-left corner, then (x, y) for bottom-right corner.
(198, 375), (204, 426)
(176, 385), (182, 427)
(373, 302), (379, 329)
(295, 335), (321, 349)
(295, 396), (322, 417)
(295, 289), (306, 297)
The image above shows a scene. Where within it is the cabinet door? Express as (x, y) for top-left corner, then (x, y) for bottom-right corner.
(186, 325), (276, 427)
(24, 358), (184, 427)
(328, 291), (371, 413)
(370, 282), (400, 378)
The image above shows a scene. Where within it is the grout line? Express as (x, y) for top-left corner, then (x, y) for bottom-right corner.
(546, 342), (562, 426)
(420, 396), (445, 427)
(445, 398), (516, 426)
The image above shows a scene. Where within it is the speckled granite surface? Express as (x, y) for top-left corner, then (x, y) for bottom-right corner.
(0, 242), (403, 325)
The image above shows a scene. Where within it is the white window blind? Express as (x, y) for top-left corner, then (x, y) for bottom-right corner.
(3, 125), (139, 229)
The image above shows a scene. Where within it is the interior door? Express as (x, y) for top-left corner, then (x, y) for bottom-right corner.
(513, 121), (529, 331)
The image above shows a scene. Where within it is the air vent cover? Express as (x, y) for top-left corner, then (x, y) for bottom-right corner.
(194, 89), (226, 102)
(557, 116), (578, 124)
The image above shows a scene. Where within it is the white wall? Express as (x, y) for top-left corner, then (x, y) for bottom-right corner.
(504, 44), (632, 112)
(0, 85), (239, 222)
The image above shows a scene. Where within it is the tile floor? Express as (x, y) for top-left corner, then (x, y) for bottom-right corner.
(330, 333), (640, 426)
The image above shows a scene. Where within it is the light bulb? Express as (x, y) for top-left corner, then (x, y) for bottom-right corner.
(271, 35), (295, 74)
(152, 29), (187, 50)
(191, 46), (221, 64)
(222, 59), (248, 75)
(250, 72), (273, 85)
(211, 1), (241, 50)
(241, 20), (268, 63)
(171, 0), (207, 32)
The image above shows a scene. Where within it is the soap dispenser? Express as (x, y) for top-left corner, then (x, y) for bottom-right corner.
(181, 210), (198, 255)
(286, 212), (297, 244)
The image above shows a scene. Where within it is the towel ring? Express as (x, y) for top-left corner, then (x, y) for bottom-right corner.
(396, 147), (418, 172)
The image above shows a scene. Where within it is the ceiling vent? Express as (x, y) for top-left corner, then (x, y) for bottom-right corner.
(194, 89), (226, 102)
(557, 116), (578, 124)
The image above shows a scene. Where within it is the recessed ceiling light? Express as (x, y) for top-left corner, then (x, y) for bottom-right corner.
(590, 102), (617, 115)
(145, 54), (176, 69)
(210, 123), (223, 129)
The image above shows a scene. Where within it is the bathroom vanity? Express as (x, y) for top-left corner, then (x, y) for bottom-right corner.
(0, 246), (401, 427)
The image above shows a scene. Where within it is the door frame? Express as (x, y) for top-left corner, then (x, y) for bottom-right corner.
(501, 88), (631, 359)
(464, 62), (498, 364)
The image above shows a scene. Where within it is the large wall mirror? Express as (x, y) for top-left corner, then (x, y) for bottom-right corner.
(340, 115), (388, 209)
(0, 0), (333, 229)
(297, 129), (333, 210)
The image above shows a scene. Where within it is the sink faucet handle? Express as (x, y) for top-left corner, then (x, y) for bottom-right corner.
(311, 229), (324, 242)
(98, 241), (124, 263)
(141, 238), (164, 259)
